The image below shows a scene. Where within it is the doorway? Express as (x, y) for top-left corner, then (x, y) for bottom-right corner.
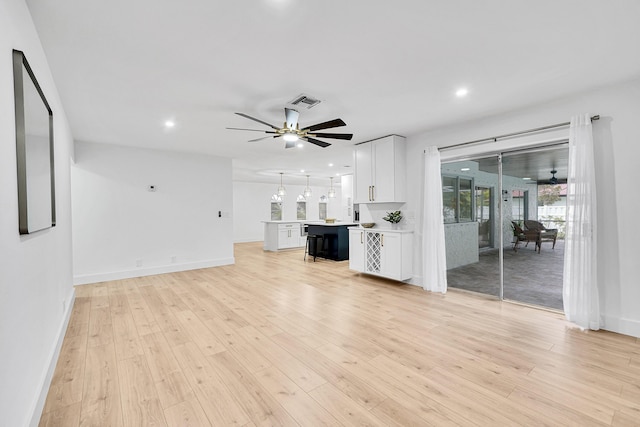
(443, 144), (567, 310)
(476, 186), (492, 249)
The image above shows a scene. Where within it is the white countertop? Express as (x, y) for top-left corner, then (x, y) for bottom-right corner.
(348, 226), (414, 233)
(262, 220), (306, 224)
(262, 220), (355, 226)
(305, 222), (358, 227)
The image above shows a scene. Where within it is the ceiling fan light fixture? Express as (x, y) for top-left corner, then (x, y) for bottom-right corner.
(231, 108), (352, 149)
(283, 132), (299, 142)
(549, 169), (558, 185)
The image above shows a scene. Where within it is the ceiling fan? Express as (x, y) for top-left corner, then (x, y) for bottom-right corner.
(227, 108), (353, 148)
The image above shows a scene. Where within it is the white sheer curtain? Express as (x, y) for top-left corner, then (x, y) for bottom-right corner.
(563, 114), (600, 330)
(422, 146), (447, 293)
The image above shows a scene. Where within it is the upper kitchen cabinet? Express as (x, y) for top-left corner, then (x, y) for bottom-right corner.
(354, 135), (406, 203)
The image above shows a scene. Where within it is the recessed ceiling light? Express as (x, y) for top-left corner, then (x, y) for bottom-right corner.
(522, 177), (532, 180)
(328, 163), (334, 167)
(461, 167), (470, 171)
(164, 120), (175, 128)
(296, 143), (304, 148)
(300, 169), (305, 173)
(455, 88), (468, 98)
(335, 173), (340, 176)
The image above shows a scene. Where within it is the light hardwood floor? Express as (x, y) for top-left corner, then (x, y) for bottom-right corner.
(40, 242), (640, 426)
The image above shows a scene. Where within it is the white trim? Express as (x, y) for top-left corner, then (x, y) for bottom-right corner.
(602, 314), (640, 338)
(233, 238), (263, 243)
(29, 287), (76, 427)
(73, 258), (235, 285)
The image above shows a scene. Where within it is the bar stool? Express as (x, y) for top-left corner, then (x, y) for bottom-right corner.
(304, 234), (324, 261)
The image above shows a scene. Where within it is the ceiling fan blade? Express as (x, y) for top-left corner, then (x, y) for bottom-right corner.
(235, 112), (280, 130)
(310, 132), (353, 140)
(302, 118), (346, 132)
(248, 135), (281, 143)
(284, 108), (299, 129)
(302, 137), (331, 148)
(227, 127), (277, 133)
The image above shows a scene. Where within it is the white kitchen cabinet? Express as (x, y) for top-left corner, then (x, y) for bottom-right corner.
(263, 222), (304, 251)
(349, 229), (365, 271)
(353, 135), (406, 203)
(349, 228), (413, 281)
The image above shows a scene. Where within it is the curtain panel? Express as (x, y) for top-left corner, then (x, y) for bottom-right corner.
(563, 114), (600, 330)
(422, 146), (448, 293)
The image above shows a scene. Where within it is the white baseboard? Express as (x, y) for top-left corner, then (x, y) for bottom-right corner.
(602, 314), (640, 338)
(29, 287), (76, 427)
(233, 238), (263, 243)
(73, 257), (235, 285)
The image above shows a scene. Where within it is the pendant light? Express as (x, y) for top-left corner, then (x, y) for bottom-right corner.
(303, 175), (312, 198)
(328, 176), (336, 198)
(549, 170), (558, 185)
(277, 172), (287, 196)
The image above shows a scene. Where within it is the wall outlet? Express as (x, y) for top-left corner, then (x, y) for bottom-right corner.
(136, 259), (142, 267)
(170, 255), (177, 263)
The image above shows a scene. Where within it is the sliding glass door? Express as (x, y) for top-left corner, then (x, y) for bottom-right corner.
(501, 146), (567, 310)
(442, 145), (567, 310)
(442, 157), (500, 298)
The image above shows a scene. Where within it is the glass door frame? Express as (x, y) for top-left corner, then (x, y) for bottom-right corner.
(442, 141), (568, 304)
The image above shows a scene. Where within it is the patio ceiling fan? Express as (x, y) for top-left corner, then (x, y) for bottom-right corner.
(227, 108), (353, 148)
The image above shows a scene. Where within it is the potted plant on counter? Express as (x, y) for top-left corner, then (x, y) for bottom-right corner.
(382, 210), (403, 229)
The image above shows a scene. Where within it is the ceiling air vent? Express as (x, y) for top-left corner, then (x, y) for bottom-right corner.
(288, 94), (321, 109)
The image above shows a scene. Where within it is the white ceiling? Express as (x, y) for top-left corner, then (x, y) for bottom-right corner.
(26, 0), (640, 186)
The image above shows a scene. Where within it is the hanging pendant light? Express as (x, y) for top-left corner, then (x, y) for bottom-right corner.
(328, 176), (336, 198)
(303, 175), (312, 198)
(549, 169), (558, 185)
(277, 172), (287, 196)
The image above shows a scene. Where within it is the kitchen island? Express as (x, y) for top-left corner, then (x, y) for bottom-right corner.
(262, 221), (306, 251)
(305, 222), (357, 261)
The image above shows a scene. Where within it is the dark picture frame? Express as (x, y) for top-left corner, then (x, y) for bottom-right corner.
(13, 49), (56, 235)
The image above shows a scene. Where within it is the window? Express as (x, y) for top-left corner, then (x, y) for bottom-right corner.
(270, 194), (282, 221)
(512, 190), (528, 222)
(296, 195), (307, 220)
(459, 177), (473, 221)
(442, 175), (474, 223)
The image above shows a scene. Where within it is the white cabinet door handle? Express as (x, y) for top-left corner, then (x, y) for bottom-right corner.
(381, 234), (384, 247)
(372, 185), (375, 201)
(360, 231), (363, 244)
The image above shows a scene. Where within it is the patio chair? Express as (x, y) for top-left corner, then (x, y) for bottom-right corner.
(524, 220), (558, 253)
(511, 221), (540, 252)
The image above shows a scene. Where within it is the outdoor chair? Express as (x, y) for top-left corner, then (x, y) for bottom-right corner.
(524, 220), (558, 253)
(511, 221), (541, 252)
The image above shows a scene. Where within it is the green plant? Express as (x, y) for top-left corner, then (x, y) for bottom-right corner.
(538, 185), (562, 206)
(382, 210), (403, 224)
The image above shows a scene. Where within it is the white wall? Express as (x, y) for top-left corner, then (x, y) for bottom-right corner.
(405, 77), (640, 338)
(233, 180), (342, 242)
(0, 1), (75, 425)
(72, 142), (234, 284)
